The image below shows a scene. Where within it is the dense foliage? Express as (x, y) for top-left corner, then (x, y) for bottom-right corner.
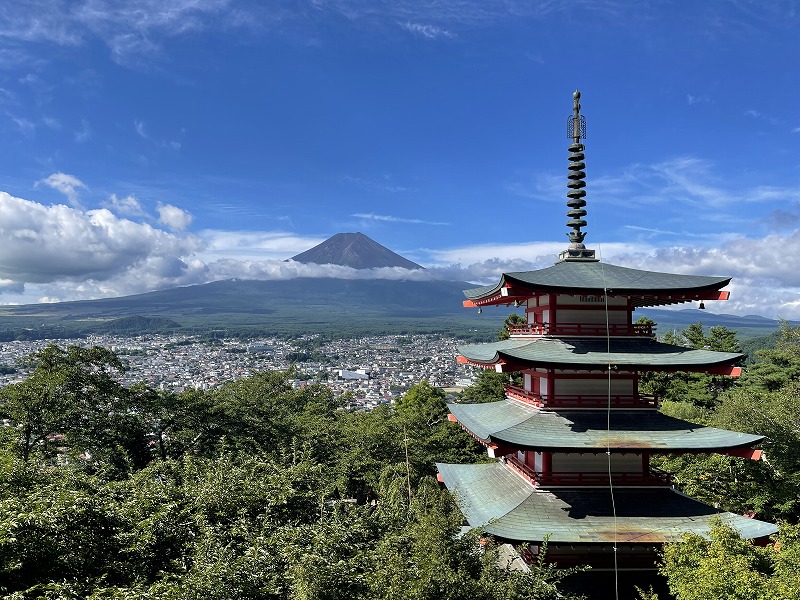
(0, 345), (580, 599)
(649, 321), (800, 524)
(637, 321), (800, 598)
(643, 520), (800, 600)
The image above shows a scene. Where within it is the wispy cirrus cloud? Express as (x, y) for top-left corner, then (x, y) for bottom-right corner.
(399, 22), (455, 39)
(342, 174), (413, 193)
(0, 0), (233, 65)
(74, 119), (91, 142)
(744, 109), (782, 126)
(509, 155), (800, 240)
(351, 212), (447, 226)
(686, 94), (711, 105)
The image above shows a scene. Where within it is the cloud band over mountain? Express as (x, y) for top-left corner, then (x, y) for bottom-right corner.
(2, 186), (800, 319)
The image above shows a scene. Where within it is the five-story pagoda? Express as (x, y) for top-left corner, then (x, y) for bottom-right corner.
(437, 91), (777, 570)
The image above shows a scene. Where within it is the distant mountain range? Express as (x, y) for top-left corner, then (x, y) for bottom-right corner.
(0, 278), (786, 341)
(291, 232), (423, 270)
(0, 232), (788, 340)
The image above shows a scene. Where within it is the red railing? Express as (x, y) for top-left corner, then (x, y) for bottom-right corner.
(504, 385), (658, 409)
(508, 322), (654, 337)
(505, 455), (672, 487)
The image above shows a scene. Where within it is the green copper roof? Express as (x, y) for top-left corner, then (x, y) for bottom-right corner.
(448, 401), (764, 451)
(464, 261), (730, 300)
(458, 337), (742, 370)
(436, 462), (777, 543)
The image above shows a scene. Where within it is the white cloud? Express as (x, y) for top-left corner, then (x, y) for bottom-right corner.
(0, 191), (203, 288)
(0, 279), (24, 294)
(37, 172), (88, 207)
(156, 202), (193, 231)
(104, 193), (147, 217)
(1, 201), (799, 318)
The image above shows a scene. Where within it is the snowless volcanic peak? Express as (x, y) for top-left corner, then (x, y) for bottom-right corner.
(291, 232), (424, 270)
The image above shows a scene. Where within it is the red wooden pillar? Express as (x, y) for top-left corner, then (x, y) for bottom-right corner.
(525, 450), (536, 468)
(542, 451), (552, 475)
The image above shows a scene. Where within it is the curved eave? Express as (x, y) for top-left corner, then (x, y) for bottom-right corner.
(436, 462), (778, 544)
(448, 401), (764, 452)
(457, 338), (743, 372)
(463, 262), (731, 308)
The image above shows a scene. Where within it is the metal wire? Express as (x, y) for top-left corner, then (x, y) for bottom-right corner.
(598, 246), (620, 600)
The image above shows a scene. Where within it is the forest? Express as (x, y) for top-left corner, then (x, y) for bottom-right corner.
(1, 321), (799, 599)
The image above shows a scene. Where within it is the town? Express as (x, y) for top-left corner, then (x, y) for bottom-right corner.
(0, 333), (476, 410)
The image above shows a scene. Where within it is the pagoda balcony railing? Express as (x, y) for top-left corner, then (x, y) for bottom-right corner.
(504, 385), (659, 409)
(508, 322), (654, 338)
(505, 455), (673, 487)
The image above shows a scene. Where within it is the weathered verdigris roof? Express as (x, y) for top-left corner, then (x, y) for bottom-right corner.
(448, 400), (764, 451)
(457, 337), (742, 370)
(464, 261), (730, 301)
(436, 462), (777, 543)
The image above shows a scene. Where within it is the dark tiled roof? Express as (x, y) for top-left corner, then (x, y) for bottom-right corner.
(448, 401), (764, 451)
(457, 337), (742, 369)
(436, 462), (777, 543)
(464, 261), (730, 300)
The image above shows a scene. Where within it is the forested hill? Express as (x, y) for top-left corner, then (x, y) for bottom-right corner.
(2, 323), (800, 597)
(0, 346), (581, 599)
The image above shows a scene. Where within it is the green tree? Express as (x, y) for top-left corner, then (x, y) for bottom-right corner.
(710, 382), (800, 520)
(457, 370), (511, 404)
(498, 313), (526, 341)
(0, 345), (135, 467)
(659, 520), (800, 600)
(740, 320), (800, 392)
(642, 323), (742, 409)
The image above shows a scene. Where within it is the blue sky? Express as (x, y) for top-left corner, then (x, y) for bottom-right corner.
(0, 0), (799, 317)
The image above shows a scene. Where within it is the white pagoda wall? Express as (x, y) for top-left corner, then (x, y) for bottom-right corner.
(551, 453), (641, 473)
(555, 309), (627, 324)
(553, 377), (634, 396)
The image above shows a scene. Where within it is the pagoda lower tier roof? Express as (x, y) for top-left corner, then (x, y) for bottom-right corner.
(436, 462), (777, 543)
(457, 337), (742, 371)
(448, 401), (764, 452)
(464, 261), (730, 308)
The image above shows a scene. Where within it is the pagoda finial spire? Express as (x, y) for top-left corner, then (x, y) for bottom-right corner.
(559, 89), (597, 262)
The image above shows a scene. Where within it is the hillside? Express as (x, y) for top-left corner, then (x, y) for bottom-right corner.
(0, 278), (511, 339)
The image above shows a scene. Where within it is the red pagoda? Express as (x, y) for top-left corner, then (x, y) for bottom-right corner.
(437, 91), (777, 570)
